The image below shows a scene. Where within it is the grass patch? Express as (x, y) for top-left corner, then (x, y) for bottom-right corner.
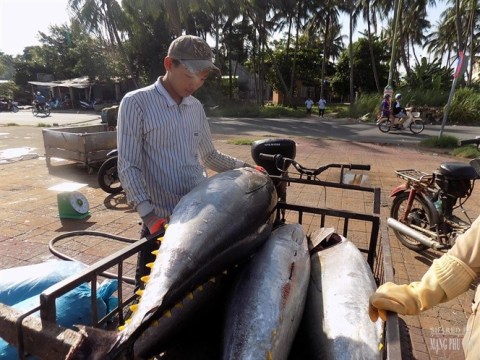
(206, 103), (305, 118)
(453, 145), (480, 158)
(227, 139), (255, 145)
(419, 135), (459, 149)
(6, 123), (18, 126)
(36, 123), (51, 127)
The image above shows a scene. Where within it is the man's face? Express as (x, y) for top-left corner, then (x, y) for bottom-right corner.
(168, 61), (210, 98)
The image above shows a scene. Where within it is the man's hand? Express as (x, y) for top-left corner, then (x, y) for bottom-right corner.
(142, 211), (167, 234)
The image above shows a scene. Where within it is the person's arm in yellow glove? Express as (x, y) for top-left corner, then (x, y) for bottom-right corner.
(369, 253), (476, 322)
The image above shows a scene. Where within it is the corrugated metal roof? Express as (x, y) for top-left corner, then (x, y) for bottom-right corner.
(28, 76), (92, 89)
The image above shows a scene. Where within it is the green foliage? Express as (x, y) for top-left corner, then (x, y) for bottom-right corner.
(402, 57), (453, 91)
(266, 36), (330, 93)
(391, 88), (449, 107)
(453, 145), (480, 159)
(420, 135), (459, 149)
(205, 103), (305, 118)
(227, 139), (255, 145)
(331, 36), (389, 97)
(343, 93), (383, 119)
(0, 81), (19, 99)
(449, 88), (480, 125)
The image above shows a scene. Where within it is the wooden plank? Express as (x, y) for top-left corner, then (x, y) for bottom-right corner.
(0, 303), (83, 359)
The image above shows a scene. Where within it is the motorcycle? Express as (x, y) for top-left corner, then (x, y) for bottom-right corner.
(32, 101), (51, 117)
(97, 149), (122, 194)
(387, 138), (480, 251)
(0, 99), (19, 113)
(377, 107), (425, 134)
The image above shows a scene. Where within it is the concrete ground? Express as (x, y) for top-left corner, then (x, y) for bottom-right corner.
(1, 122), (478, 359)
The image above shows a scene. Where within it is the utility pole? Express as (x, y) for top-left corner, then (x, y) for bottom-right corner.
(384, 0), (403, 99)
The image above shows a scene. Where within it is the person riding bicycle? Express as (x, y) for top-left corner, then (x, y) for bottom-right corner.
(392, 93), (407, 129)
(35, 92), (46, 111)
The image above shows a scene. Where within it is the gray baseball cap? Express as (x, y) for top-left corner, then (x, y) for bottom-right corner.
(167, 35), (220, 76)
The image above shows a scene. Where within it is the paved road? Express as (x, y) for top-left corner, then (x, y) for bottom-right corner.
(208, 116), (480, 146)
(1, 111), (478, 146)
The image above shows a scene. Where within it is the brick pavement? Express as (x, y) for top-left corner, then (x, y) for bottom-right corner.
(1, 124), (479, 359)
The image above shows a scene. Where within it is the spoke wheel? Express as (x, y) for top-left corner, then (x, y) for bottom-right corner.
(378, 119), (391, 133)
(390, 192), (438, 251)
(409, 119), (425, 134)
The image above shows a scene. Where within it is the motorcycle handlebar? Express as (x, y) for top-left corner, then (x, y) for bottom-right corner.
(258, 153), (370, 175)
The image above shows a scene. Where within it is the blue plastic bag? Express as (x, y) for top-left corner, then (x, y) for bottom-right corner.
(0, 260), (86, 306)
(0, 261), (118, 359)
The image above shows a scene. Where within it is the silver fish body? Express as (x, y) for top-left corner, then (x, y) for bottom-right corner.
(301, 234), (383, 360)
(223, 223), (310, 360)
(109, 168), (277, 358)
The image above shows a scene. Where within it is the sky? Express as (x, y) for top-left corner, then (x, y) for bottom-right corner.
(0, 0), (447, 58)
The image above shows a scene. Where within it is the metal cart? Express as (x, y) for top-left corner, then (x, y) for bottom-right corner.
(0, 165), (401, 359)
(42, 124), (116, 172)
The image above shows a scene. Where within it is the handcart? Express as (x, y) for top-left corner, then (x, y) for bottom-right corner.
(0, 139), (401, 359)
(42, 124), (116, 172)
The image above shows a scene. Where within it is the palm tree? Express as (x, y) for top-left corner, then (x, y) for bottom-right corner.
(68, 0), (139, 88)
(339, 0), (361, 104)
(306, 0), (340, 99)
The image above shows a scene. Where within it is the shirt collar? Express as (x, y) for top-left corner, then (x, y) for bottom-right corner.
(155, 77), (196, 106)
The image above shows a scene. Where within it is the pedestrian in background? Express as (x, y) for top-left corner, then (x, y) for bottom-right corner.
(305, 97), (314, 116)
(318, 97), (327, 117)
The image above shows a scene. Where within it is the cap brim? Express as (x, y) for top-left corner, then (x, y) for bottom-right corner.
(180, 60), (221, 76)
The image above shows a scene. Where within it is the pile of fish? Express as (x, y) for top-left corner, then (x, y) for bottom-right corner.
(66, 167), (383, 359)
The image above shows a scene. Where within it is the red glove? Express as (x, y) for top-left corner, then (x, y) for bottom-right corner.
(255, 165), (267, 174)
(142, 211), (167, 234)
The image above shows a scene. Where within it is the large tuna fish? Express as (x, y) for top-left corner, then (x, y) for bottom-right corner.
(296, 231), (383, 360)
(222, 223), (310, 360)
(68, 167), (277, 359)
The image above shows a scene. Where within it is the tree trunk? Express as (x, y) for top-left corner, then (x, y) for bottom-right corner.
(349, 11), (354, 105)
(366, 2), (381, 93)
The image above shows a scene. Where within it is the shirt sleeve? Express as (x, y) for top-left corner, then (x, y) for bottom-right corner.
(198, 111), (245, 172)
(449, 215), (480, 276)
(117, 95), (153, 215)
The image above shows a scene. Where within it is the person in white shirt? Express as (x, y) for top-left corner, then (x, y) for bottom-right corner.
(117, 35), (252, 287)
(305, 97), (314, 116)
(318, 97), (327, 117)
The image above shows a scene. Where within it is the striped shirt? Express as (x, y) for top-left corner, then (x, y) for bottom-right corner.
(117, 77), (245, 218)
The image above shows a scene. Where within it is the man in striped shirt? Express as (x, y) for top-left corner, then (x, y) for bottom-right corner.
(117, 35), (252, 286)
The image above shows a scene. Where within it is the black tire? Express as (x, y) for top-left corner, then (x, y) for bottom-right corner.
(98, 157), (123, 194)
(32, 107), (38, 116)
(390, 192), (438, 251)
(44, 107), (51, 117)
(409, 119), (425, 134)
(377, 119), (391, 133)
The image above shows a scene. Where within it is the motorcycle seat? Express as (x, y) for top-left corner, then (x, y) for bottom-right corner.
(438, 162), (479, 180)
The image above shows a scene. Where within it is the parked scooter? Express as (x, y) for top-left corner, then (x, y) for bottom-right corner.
(0, 99), (19, 113)
(377, 108), (425, 134)
(387, 138), (480, 251)
(79, 99), (100, 110)
(97, 149), (122, 194)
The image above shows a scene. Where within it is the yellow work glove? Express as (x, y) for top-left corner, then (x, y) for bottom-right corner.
(369, 254), (476, 322)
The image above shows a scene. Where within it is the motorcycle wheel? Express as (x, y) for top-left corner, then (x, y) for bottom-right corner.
(409, 119), (425, 134)
(390, 192), (438, 251)
(44, 107), (51, 117)
(98, 157), (123, 194)
(32, 107), (38, 116)
(377, 119), (391, 133)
